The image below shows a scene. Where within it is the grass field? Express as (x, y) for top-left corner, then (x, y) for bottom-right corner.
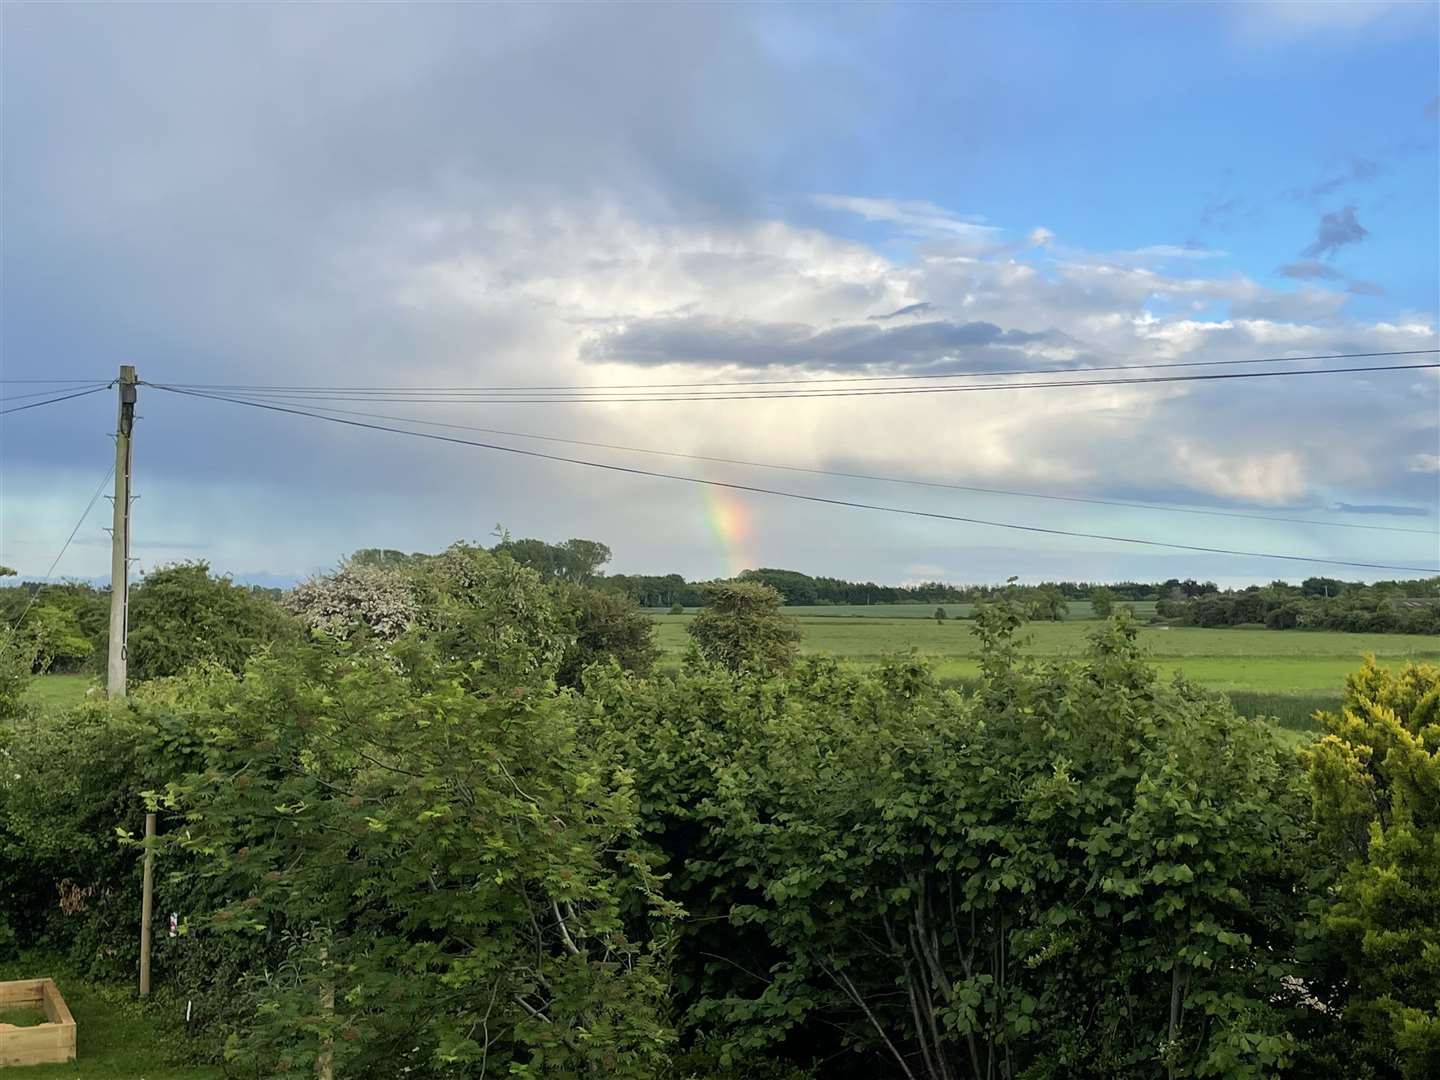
(0, 957), (218, 1079)
(27, 616), (1436, 733)
(652, 613), (1438, 728)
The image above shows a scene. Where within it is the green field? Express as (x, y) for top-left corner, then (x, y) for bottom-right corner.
(652, 613), (1438, 730)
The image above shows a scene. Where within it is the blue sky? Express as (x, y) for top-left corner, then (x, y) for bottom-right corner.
(2, 1), (1437, 587)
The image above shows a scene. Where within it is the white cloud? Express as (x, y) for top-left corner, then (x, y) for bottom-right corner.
(1111, 245), (1228, 261)
(1230, 1), (1421, 41)
(1168, 444), (1309, 504)
(813, 194), (1003, 240)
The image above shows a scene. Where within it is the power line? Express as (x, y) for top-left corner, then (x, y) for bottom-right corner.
(7, 462), (117, 631)
(149, 385), (1440, 575)
(0, 378), (110, 385)
(166, 389), (1436, 536)
(1, 382), (110, 403)
(159, 347), (1440, 393)
(0, 385), (111, 414)
(143, 362), (1440, 405)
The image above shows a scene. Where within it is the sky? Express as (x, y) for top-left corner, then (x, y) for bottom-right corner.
(2, 0), (1438, 588)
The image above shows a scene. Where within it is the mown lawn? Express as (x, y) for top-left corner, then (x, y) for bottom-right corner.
(22, 674), (96, 712)
(0, 957), (218, 1079)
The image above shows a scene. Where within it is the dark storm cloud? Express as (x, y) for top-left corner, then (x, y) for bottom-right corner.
(1301, 206), (1368, 259)
(1278, 260), (1343, 280)
(585, 316), (1052, 370)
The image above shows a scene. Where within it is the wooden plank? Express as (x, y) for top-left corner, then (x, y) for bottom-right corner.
(0, 979), (76, 1067)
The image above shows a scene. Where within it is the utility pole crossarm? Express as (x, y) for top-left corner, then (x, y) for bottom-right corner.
(107, 365), (137, 699)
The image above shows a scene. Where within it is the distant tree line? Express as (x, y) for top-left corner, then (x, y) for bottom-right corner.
(1156, 578), (1440, 634)
(3, 531), (1436, 674)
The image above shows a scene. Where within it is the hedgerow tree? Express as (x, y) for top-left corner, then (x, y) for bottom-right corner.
(1027, 584), (1069, 621)
(412, 542), (570, 683)
(491, 535), (613, 583)
(1303, 658), (1440, 1079)
(23, 603), (94, 672)
(0, 581), (110, 674)
(688, 582), (799, 674)
(1089, 586), (1116, 618)
(127, 562), (299, 682)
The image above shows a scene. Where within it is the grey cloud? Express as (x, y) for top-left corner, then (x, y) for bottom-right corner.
(1197, 194), (1261, 233)
(1286, 157), (1382, 202)
(1278, 260), (1385, 297)
(870, 302), (934, 321)
(586, 316), (1051, 370)
(1346, 280), (1387, 296)
(1278, 260), (1343, 280)
(1301, 206), (1368, 258)
(1, 3), (876, 475)
(1426, 96), (1439, 120)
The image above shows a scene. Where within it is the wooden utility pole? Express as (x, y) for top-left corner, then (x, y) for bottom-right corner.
(139, 811), (155, 997)
(105, 366), (151, 997)
(107, 364), (137, 699)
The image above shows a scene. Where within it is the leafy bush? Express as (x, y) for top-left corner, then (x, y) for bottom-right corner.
(0, 697), (159, 968)
(153, 638), (676, 1078)
(555, 584), (660, 688)
(0, 625), (36, 725)
(1303, 658), (1440, 1078)
(285, 560), (419, 641)
(585, 606), (1317, 1078)
(688, 583), (799, 675)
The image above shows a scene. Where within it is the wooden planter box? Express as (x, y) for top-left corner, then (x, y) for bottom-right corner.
(0, 979), (77, 1067)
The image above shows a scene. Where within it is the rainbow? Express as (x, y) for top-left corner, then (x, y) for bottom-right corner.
(702, 487), (754, 578)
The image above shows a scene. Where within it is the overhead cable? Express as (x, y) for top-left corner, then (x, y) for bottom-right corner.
(158, 347), (1440, 393)
(178, 394), (1433, 536)
(141, 362), (1440, 405)
(148, 385), (1440, 575)
(7, 462), (117, 631)
(0, 385), (111, 414)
